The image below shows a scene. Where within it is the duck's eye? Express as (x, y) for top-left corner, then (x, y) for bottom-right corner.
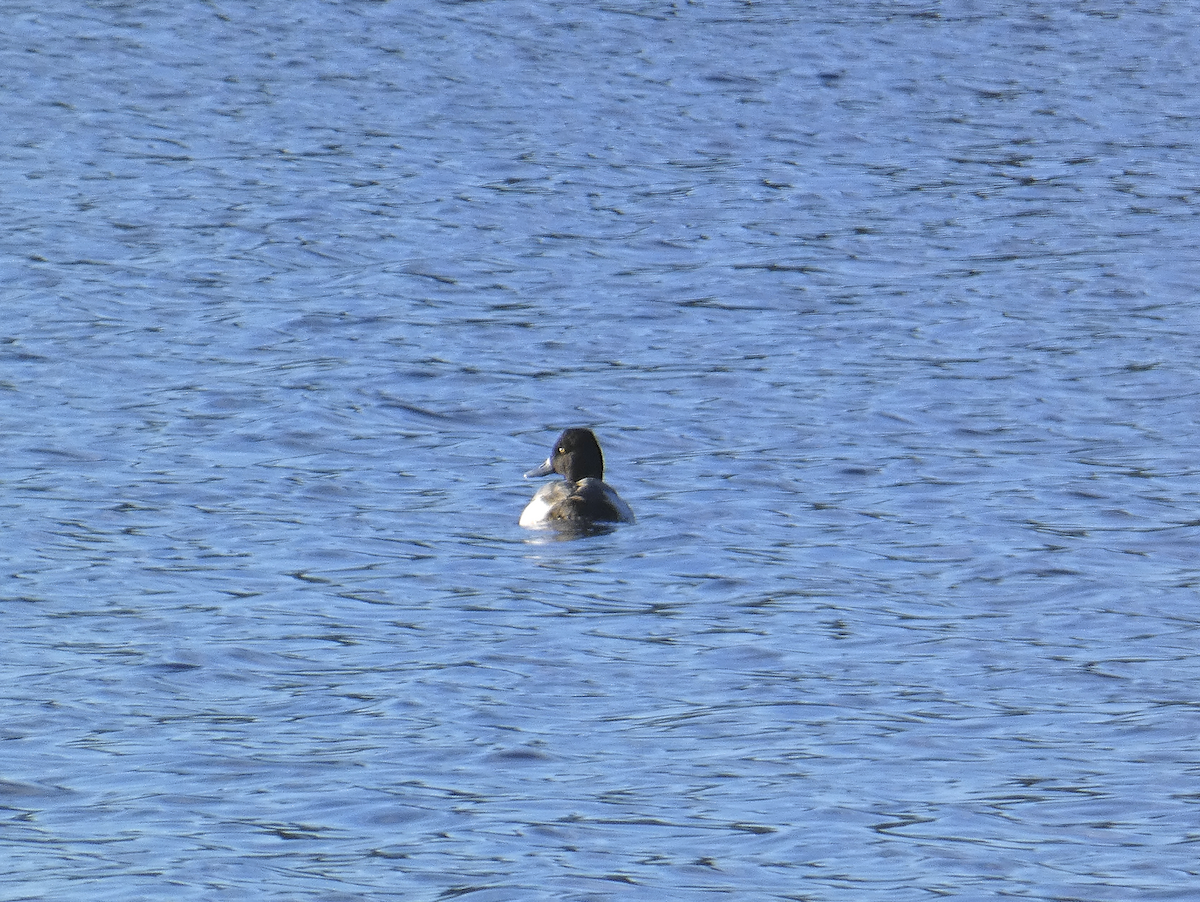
(557, 447), (566, 453)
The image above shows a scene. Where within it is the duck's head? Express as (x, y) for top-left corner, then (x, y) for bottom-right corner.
(524, 427), (605, 483)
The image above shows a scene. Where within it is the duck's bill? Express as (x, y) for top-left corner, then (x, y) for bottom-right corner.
(524, 458), (555, 478)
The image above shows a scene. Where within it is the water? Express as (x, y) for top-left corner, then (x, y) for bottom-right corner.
(4, 1), (1200, 899)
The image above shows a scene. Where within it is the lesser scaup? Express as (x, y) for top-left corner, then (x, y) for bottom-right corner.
(519, 427), (635, 530)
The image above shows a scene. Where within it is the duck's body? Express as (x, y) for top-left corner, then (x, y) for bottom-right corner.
(519, 476), (635, 528)
(519, 428), (634, 530)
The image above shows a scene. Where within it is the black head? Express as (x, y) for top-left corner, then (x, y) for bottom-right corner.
(525, 427), (605, 483)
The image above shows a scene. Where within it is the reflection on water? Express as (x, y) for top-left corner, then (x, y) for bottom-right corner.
(4, 0), (1200, 899)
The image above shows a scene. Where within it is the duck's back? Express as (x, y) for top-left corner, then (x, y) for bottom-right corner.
(559, 477), (635, 525)
(520, 478), (634, 528)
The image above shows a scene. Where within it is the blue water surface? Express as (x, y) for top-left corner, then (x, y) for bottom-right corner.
(4, 1), (1200, 900)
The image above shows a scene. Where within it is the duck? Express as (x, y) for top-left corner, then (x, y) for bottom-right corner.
(519, 427), (635, 530)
